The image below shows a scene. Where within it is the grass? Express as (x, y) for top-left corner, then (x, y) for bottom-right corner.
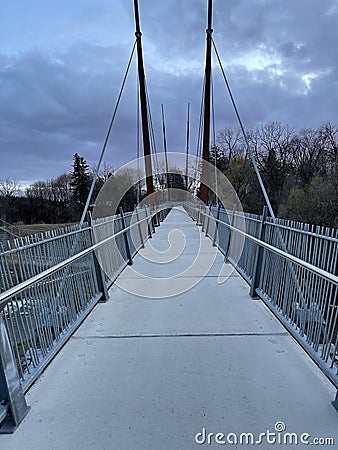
(14, 223), (77, 237)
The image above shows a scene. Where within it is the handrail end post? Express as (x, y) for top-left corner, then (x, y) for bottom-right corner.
(0, 316), (30, 434)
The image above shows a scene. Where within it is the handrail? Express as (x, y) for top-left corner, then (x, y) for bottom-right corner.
(229, 210), (338, 244)
(0, 226), (91, 257)
(187, 203), (338, 397)
(197, 207), (338, 286)
(0, 205), (167, 433)
(0, 214), (150, 310)
(0, 218), (22, 238)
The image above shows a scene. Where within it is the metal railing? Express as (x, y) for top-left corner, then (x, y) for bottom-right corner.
(0, 205), (170, 433)
(185, 202), (338, 410)
(0, 219), (23, 252)
(0, 219), (22, 240)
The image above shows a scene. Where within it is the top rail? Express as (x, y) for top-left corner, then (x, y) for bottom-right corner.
(186, 203), (338, 393)
(0, 218), (22, 237)
(0, 226), (91, 257)
(0, 214), (150, 310)
(197, 206), (338, 286)
(0, 204), (173, 432)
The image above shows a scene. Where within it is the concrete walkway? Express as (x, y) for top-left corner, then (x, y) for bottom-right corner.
(2, 208), (337, 449)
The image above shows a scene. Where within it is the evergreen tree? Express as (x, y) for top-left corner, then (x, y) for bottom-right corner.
(71, 153), (91, 208)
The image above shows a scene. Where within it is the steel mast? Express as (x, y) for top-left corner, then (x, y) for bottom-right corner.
(134, 0), (154, 197)
(161, 104), (171, 199)
(185, 102), (190, 191)
(200, 0), (213, 204)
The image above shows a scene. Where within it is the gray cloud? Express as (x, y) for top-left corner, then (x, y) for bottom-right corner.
(1, 0), (338, 184)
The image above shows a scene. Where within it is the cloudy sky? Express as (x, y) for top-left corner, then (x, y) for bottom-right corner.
(1, 0), (338, 185)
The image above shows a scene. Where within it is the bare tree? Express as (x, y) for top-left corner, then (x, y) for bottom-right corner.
(290, 128), (326, 185)
(52, 173), (73, 203)
(26, 181), (51, 200)
(320, 122), (338, 175)
(89, 162), (114, 184)
(258, 122), (295, 172)
(218, 126), (244, 164)
(100, 162), (114, 183)
(0, 178), (21, 197)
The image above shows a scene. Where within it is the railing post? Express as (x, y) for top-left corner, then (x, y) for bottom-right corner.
(87, 213), (109, 303)
(158, 209), (163, 222)
(201, 205), (208, 232)
(250, 206), (268, 298)
(225, 203), (237, 262)
(145, 206), (153, 239)
(119, 207), (133, 266)
(135, 208), (145, 249)
(196, 204), (202, 226)
(212, 203), (221, 247)
(332, 391), (338, 412)
(0, 314), (30, 433)
(205, 205), (212, 237)
(153, 211), (160, 227)
(150, 207), (157, 234)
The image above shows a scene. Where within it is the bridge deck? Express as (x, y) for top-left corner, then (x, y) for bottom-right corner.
(2, 208), (337, 449)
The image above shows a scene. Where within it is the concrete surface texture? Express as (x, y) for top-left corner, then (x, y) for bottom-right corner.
(1, 208), (337, 449)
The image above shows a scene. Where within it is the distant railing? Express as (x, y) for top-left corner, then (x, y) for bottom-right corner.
(0, 205), (171, 433)
(0, 219), (22, 240)
(0, 219), (23, 252)
(185, 202), (338, 406)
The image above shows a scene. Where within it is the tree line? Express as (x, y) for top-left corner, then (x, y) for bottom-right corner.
(0, 154), (120, 225)
(1, 121), (337, 227)
(211, 121), (338, 227)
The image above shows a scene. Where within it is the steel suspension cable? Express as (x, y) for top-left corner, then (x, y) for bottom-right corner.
(53, 41), (137, 307)
(211, 37), (275, 219)
(193, 74), (207, 189)
(79, 40), (137, 227)
(144, 81), (161, 187)
(210, 38), (316, 312)
(196, 74), (206, 160)
(211, 72), (218, 204)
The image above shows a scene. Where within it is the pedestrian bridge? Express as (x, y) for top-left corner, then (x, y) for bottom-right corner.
(0, 206), (337, 449)
(2, 0), (337, 446)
